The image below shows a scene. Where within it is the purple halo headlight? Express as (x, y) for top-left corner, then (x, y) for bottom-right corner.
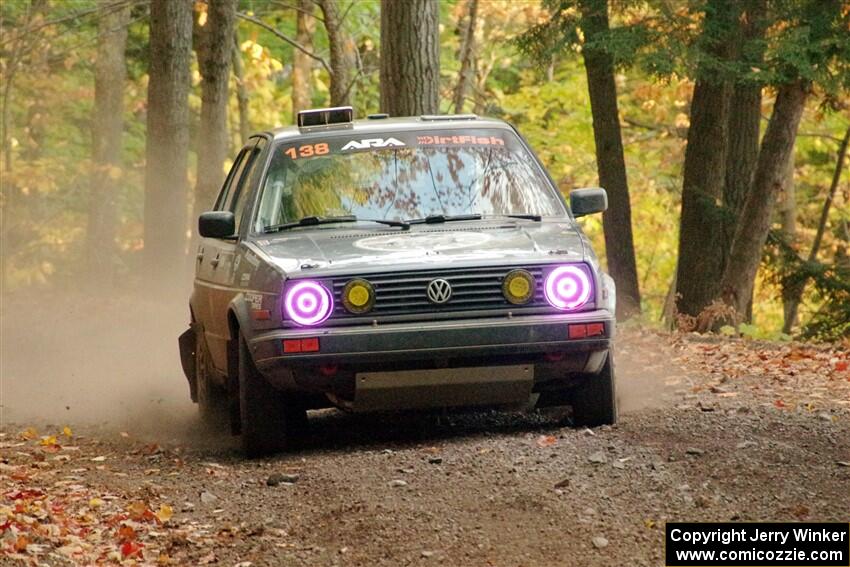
(284, 280), (333, 326)
(544, 265), (592, 310)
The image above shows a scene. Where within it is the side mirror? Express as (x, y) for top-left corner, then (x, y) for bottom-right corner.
(198, 211), (236, 239)
(570, 187), (608, 217)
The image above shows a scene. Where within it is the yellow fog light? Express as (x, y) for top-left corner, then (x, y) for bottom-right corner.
(342, 278), (375, 313)
(503, 269), (534, 305)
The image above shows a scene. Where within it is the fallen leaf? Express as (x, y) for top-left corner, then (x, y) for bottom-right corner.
(116, 525), (137, 543)
(127, 501), (154, 522)
(120, 540), (144, 558)
(14, 535), (29, 552)
(155, 504), (173, 524)
(536, 435), (557, 448)
(62, 426), (73, 437)
(20, 427), (38, 440)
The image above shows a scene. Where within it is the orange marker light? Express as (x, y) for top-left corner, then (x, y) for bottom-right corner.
(568, 324), (588, 339)
(586, 323), (605, 337)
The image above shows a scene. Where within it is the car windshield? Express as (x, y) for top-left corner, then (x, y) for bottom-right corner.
(254, 128), (565, 232)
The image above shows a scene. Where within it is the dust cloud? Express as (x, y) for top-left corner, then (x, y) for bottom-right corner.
(615, 328), (685, 413)
(0, 278), (677, 440)
(0, 281), (199, 439)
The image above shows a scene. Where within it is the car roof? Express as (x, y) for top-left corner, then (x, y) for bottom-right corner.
(260, 115), (515, 142)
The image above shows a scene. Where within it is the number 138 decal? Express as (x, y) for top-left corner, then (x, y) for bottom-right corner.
(283, 143), (329, 159)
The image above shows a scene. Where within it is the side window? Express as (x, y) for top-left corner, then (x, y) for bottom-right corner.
(230, 138), (267, 231)
(214, 148), (249, 211)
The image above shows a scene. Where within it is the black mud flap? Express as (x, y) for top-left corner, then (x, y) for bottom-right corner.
(178, 328), (197, 401)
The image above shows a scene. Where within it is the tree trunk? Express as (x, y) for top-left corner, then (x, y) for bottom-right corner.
(380, 0), (440, 116)
(231, 29), (250, 145)
(291, 0), (315, 119)
(318, 0), (356, 107)
(0, 5), (32, 291)
(674, 0), (736, 318)
(143, 0), (193, 285)
(195, 0), (236, 222)
(86, 0), (131, 288)
(452, 0), (478, 113)
(782, 125), (850, 334)
(779, 149), (798, 331)
(719, 0), (765, 324)
(719, 81), (809, 317)
(721, 0), (764, 226)
(578, 0), (641, 319)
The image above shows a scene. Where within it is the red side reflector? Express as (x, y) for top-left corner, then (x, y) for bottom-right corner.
(283, 338), (320, 354)
(568, 324), (588, 339)
(252, 309), (271, 320)
(586, 322), (605, 337)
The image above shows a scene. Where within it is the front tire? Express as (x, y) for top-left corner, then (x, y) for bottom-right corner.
(238, 333), (307, 457)
(571, 352), (618, 427)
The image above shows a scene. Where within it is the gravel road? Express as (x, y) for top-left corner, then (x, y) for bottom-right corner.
(2, 328), (849, 566)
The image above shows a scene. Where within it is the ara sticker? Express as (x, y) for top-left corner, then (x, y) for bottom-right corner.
(341, 137), (406, 151)
(417, 134), (504, 146)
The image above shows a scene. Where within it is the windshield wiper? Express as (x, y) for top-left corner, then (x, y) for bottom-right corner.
(406, 213), (484, 225)
(264, 215), (408, 233)
(498, 213), (542, 221)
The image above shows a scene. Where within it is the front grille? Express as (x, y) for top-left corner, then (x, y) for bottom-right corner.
(330, 265), (553, 320)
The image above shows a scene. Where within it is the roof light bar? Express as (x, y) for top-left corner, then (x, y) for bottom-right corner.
(297, 106), (354, 128)
(420, 114), (478, 121)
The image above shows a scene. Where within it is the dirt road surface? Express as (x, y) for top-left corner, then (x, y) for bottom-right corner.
(2, 301), (849, 566)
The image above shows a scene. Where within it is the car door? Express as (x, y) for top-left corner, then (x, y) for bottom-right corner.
(205, 138), (267, 372)
(196, 142), (255, 370)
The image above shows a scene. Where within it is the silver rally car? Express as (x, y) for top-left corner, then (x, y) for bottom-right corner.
(178, 107), (618, 456)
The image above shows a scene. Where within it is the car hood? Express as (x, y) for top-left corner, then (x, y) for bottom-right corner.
(255, 221), (587, 277)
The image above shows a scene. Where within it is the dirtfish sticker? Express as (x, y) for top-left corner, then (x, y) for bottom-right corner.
(417, 134), (504, 146)
(341, 138), (406, 151)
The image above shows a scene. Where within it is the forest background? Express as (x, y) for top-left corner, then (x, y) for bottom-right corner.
(0, 0), (847, 341)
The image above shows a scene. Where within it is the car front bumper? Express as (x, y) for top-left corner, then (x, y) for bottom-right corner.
(250, 309), (614, 369)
